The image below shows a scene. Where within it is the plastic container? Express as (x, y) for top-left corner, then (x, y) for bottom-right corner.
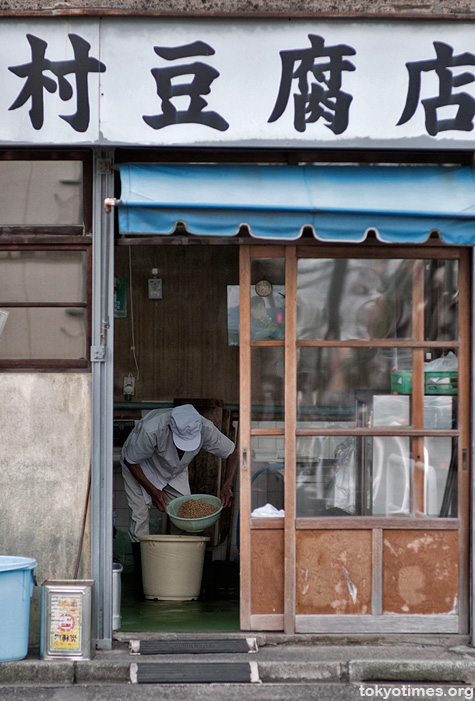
(139, 535), (210, 600)
(390, 369), (413, 394)
(0, 555), (37, 662)
(425, 371), (458, 394)
(112, 562), (123, 631)
(166, 494), (222, 533)
(390, 370), (458, 395)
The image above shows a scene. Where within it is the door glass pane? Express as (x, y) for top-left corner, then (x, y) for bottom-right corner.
(250, 436), (284, 516)
(251, 347), (284, 425)
(425, 259), (458, 341)
(296, 435), (412, 517)
(251, 258), (285, 341)
(370, 436), (411, 516)
(297, 347), (412, 427)
(424, 437), (457, 518)
(296, 435), (358, 516)
(296, 434), (457, 518)
(0, 161), (83, 226)
(297, 258), (413, 340)
(0, 307), (87, 359)
(0, 251), (87, 303)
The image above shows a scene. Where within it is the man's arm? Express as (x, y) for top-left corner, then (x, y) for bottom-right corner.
(220, 446), (238, 508)
(124, 458), (169, 512)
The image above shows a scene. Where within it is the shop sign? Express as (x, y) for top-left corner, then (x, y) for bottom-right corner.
(0, 18), (475, 148)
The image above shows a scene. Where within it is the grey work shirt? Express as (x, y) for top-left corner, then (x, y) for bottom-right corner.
(120, 408), (235, 504)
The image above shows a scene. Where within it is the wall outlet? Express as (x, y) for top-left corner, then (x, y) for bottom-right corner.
(148, 278), (162, 299)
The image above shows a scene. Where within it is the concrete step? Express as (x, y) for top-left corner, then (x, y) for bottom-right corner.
(2, 639), (475, 688)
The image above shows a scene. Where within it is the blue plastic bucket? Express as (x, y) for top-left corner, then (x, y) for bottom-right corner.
(0, 556), (37, 662)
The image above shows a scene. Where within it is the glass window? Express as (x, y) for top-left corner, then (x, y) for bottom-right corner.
(0, 307), (87, 359)
(0, 251), (86, 303)
(294, 254), (460, 520)
(297, 347), (412, 426)
(251, 258), (285, 341)
(424, 259), (458, 341)
(0, 161), (83, 226)
(0, 250), (89, 363)
(297, 258), (413, 340)
(423, 437), (457, 518)
(295, 430), (457, 519)
(250, 436), (285, 515)
(251, 347), (284, 425)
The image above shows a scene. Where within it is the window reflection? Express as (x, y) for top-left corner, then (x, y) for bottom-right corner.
(0, 251), (87, 303)
(297, 347), (412, 424)
(424, 260), (458, 341)
(0, 307), (87, 359)
(250, 257), (285, 341)
(297, 259), (413, 340)
(0, 161), (83, 226)
(251, 347), (284, 424)
(251, 437), (285, 516)
(425, 437), (457, 518)
(295, 433), (457, 518)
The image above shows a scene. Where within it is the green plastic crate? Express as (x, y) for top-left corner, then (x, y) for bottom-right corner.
(424, 371), (458, 394)
(390, 370), (413, 394)
(390, 370), (458, 395)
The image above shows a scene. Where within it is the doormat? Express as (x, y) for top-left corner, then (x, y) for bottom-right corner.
(130, 661), (260, 684)
(129, 637), (258, 655)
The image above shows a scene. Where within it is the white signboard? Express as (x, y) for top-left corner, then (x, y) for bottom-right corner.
(0, 18), (475, 148)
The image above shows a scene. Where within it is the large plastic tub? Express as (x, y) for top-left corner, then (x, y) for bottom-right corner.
(139, 535), (210, 601)
(0, 556), (37, 662)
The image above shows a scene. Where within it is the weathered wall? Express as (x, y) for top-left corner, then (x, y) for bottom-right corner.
(0, 373), (92, 647)
(1, 0), (474, 16)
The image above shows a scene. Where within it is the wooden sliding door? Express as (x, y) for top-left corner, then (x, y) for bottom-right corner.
(239, 244), (470, 634)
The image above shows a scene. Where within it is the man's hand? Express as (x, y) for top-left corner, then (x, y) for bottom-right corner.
(125, 459), (170, 512)
(220, 484), (234, 508)
(220, 446), (238, 508)
(151, 488), (169, 513)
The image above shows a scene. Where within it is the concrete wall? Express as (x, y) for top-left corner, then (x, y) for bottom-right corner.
(0, 0), (474, 17)
(0, 373), (92, 647)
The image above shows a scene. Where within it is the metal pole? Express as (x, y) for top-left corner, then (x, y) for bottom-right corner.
(91, 149), (115, 649)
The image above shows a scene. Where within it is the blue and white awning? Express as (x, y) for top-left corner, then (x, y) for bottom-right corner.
(118, 164), (475, 244)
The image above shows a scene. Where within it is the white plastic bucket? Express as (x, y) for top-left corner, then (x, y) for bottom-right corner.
(139, 535), (210, 601)
(0, 556), (37, 662)
(112, 562), (123, 630)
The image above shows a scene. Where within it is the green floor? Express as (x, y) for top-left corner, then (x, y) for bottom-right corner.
(118, 561), (240, 633)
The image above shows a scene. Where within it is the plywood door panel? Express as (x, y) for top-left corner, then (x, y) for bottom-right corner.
(296, 530), (372, 615)
(251, 529), (284, 615)
(382, 530), (458, 614)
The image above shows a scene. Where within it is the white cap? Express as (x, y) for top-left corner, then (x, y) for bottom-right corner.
(169, 404), (202, 452)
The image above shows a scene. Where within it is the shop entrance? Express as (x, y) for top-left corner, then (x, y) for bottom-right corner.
(110, 237), (470, 635)
(239, 244), (470, 634)
(112, 242), (241, 632)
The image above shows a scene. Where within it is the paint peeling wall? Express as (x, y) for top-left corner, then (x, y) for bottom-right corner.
(0, 373), (92, 647)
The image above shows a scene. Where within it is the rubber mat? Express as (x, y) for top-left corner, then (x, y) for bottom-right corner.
(130, 661), (260, 684)
(130, 637), (257, 655)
